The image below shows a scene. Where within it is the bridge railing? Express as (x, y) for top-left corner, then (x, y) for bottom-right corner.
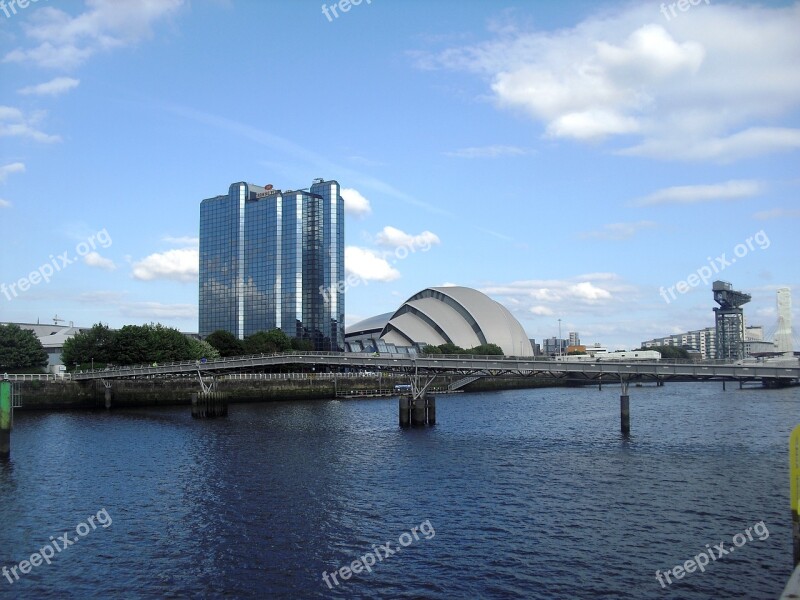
(1, 373), (72, 382)
(70, 351), (798, 377)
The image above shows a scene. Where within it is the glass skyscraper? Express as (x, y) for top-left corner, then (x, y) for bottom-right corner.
(199, 179), (344, 351)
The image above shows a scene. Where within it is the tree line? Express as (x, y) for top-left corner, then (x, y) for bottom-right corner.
(421, 342), (504, 355)
(62, 325), (314, 368)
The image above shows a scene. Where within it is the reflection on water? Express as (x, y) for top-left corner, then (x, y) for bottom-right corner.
(0, 383), (796, 598)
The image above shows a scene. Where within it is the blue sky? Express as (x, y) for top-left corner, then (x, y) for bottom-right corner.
(1, 0), (798, 349)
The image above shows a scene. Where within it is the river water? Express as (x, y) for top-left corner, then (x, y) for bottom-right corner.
(0, 382), (796, 599)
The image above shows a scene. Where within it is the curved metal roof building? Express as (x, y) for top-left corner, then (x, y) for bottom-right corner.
(345, 286), (533, 356)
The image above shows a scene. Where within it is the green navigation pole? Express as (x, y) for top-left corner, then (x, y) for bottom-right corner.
(0, 376), (11, 459)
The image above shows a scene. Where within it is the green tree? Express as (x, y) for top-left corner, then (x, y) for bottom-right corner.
(422, 342), (467, 355)
(243, 329), (293, 354)
(638, 345), (689, 359)
(189, 338), (221, 361)
(112, 323), (197, 365)
(62, 323), (116, 367)
(0, 324), (48, 371)
(290, 337), (314, 351)
(468, 343), (504, 356)
(205, 330), (244, 357)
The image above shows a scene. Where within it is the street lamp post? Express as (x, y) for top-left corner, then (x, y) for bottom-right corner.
(558, 318), (562, 357)
(91, 357), (94, 372)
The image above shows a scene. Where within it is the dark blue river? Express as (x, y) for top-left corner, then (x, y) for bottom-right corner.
(0, 382), (796, 599)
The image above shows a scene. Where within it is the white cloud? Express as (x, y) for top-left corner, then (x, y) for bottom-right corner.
(0, 107), (60, 143)
(120, 302), (197, 320)
(18, 77), (80, 96)
(0, 162), (25, 183)
(621, 127), (800, 162)
(0, 199), (11, 208)
(340, 187), (372, 218)
(162, 235), (199, 247)
(375, 226), (441, 249)
(417, 3), (800, 162)
(345, 246), (400, 282)
(753, 208), (800, 220)
(579, 220), (656, 241)
(132, 248), (198, 282)
(445, 145), (528, 158)
(83, 251), (116, 271)
(633, 180), (762, 206)
(482, 274), (635, 319)
(4, 0), (185, 70)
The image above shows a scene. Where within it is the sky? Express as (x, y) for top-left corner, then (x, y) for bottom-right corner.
(0, 0), (798, 350)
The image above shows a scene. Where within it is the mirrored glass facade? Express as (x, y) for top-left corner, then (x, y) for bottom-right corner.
(200, 180), (344, 350)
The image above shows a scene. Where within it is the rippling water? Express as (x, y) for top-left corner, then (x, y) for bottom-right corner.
(0, 382), (796, 599)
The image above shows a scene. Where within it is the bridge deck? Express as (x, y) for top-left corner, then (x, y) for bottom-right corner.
(70, 352), (800, 383)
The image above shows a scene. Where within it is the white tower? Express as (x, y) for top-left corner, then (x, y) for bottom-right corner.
(775, 287), (793, 355)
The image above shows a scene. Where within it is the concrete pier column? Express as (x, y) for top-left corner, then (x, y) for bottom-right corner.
(1, 380), (11, 459)
(399, 396), (410, 428)
(411, 396), (427, 426)
(104, 387), (112, 409)
(426, 395), (436, 426)
(620, 394), (630, 434)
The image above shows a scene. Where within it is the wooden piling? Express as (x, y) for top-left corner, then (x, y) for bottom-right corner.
(104, 387), (112, 409)
(426, 395), (436, 426)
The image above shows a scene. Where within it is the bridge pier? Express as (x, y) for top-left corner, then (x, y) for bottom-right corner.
(1, 378), (11, 459)
(399, 396), (410, 427)
(399, 394), (435, 427)
(191, 392), (228, 418)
